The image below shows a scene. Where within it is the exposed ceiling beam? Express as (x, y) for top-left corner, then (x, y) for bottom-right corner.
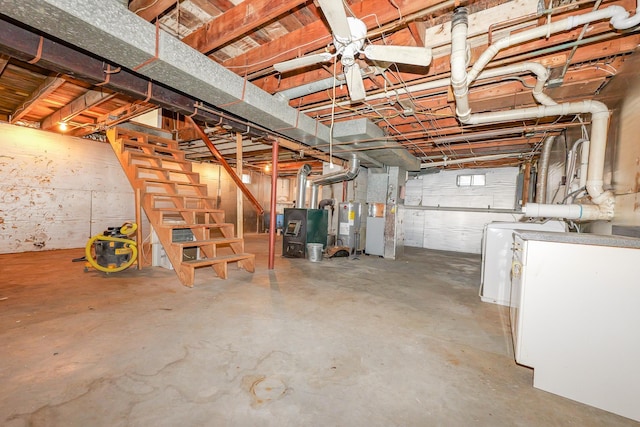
(182, 0), (309, 55)
(10, 76), (65, 123)
(0, 54), (8, 76)
(0, 19), (270, 139)
(71, 101), (156, 137)
(41, 89), (117, 130)
(129, 0), (176, 21)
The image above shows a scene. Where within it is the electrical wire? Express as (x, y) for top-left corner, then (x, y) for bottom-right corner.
(133, 0), (160, 14)
(329, 59), (338, 166)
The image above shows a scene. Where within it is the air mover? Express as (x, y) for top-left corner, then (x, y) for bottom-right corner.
(84, 222), (138, 273)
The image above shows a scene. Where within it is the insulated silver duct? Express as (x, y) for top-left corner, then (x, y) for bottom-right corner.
(310, 155), (360, 209)
(296, 163), (312, 208)
(535, 136), (557, 204)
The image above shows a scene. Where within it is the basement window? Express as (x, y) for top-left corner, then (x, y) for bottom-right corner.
(241, 173), (251, 184)
(457, 174), (486, 187)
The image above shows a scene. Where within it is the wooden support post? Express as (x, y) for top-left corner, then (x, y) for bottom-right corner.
(522, 162), (532, 206)
(135, 187), (143, 270)
(236, 132), (243, 239)
(268, 140), (278, 270)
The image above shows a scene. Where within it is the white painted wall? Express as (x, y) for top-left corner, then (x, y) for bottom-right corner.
(407, 168), (520, 209)
(403, 167), (521, 254)
(0, 123), (136, 253)
(611, 76), (640, 228)
(0, 123), (273, 254)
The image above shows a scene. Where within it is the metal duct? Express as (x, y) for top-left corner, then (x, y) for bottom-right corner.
(333, 119), (419, 171)
(295, 164), (312, 208)
(310, 155), (360, 209)
(318, 198), (335, 210)
(535, 136), (557, 204)
(0, 0), (419, 170)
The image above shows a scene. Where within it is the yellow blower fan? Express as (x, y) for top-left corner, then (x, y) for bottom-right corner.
(84, 222), (138, 273)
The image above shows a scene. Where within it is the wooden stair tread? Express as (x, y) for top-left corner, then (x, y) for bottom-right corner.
(173, 237), (242, 248)
(144, 192), (216, 201)
(135, 165), (197, 176)
(158, 223), (233, 229)
(141, 178), (206, 187)
(182, 253), (254, 268)
(124, 143), (184, 155)
(154, 207), (224, 213)
(121, 137), (178, 149)
(129, 152), (190, 164)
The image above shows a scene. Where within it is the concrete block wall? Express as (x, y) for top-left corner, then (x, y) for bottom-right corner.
(403, 167), (521, 254)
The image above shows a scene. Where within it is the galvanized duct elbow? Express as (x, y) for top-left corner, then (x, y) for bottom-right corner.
(310, 156), (360, 209)
(318, 198), (335, 210)
(535, 136), (557, 204)
(296, 163), (312, 208)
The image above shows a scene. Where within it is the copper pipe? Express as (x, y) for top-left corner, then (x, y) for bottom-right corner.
(186, 115), (264, 216)
(268, 140), (278, 270)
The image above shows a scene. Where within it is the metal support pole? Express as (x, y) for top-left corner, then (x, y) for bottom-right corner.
(135, 187), (142, 270)
(268, 140), (279, 270)
(236, 132), (244, 238)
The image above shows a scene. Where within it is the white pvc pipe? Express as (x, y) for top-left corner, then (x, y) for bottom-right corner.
(579, 139), (590, 189)
(448, 3), (632, 220)
(464, 99), (612, 206)
(466, 6), (631, 85)
(450, 7), (471, 122)
(524, 203), (583, 219)
(524, 201), (612, 220)
(464, 100), (607, 125)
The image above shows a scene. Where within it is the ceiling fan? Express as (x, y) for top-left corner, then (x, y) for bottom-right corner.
(273, 0), (432, 102)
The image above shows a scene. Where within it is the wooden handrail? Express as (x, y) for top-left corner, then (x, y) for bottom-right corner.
(186, 116), (264, 216)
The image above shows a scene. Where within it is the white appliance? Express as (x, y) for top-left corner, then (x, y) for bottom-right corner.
(151, 226), (198, 270)
(480, 221), (565, 305)
(510, 230), (640, 422)
(338, 202), (362, 254)
(365, 203), (385, 256)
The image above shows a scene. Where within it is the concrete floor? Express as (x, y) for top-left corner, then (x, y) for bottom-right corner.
(0, 234), (635, 426)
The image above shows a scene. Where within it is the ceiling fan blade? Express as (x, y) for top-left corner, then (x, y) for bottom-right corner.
(317, 0), (352, 40)
(364, 45), (433, 67)
(273, 52), (333, 73)
(345, 63), (366, 103)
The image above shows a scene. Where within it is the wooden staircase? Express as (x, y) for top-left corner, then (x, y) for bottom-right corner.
(106, 126), (255, 287)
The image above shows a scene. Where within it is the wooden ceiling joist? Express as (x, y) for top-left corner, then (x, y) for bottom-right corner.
(41, 89), (117, 130)
(130, 0), (178, 21)
(10, 76), (65, 123)
(182, 0), (310, 54)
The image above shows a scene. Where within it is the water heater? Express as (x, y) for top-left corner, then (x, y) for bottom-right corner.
(337, 202), (361, 254)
